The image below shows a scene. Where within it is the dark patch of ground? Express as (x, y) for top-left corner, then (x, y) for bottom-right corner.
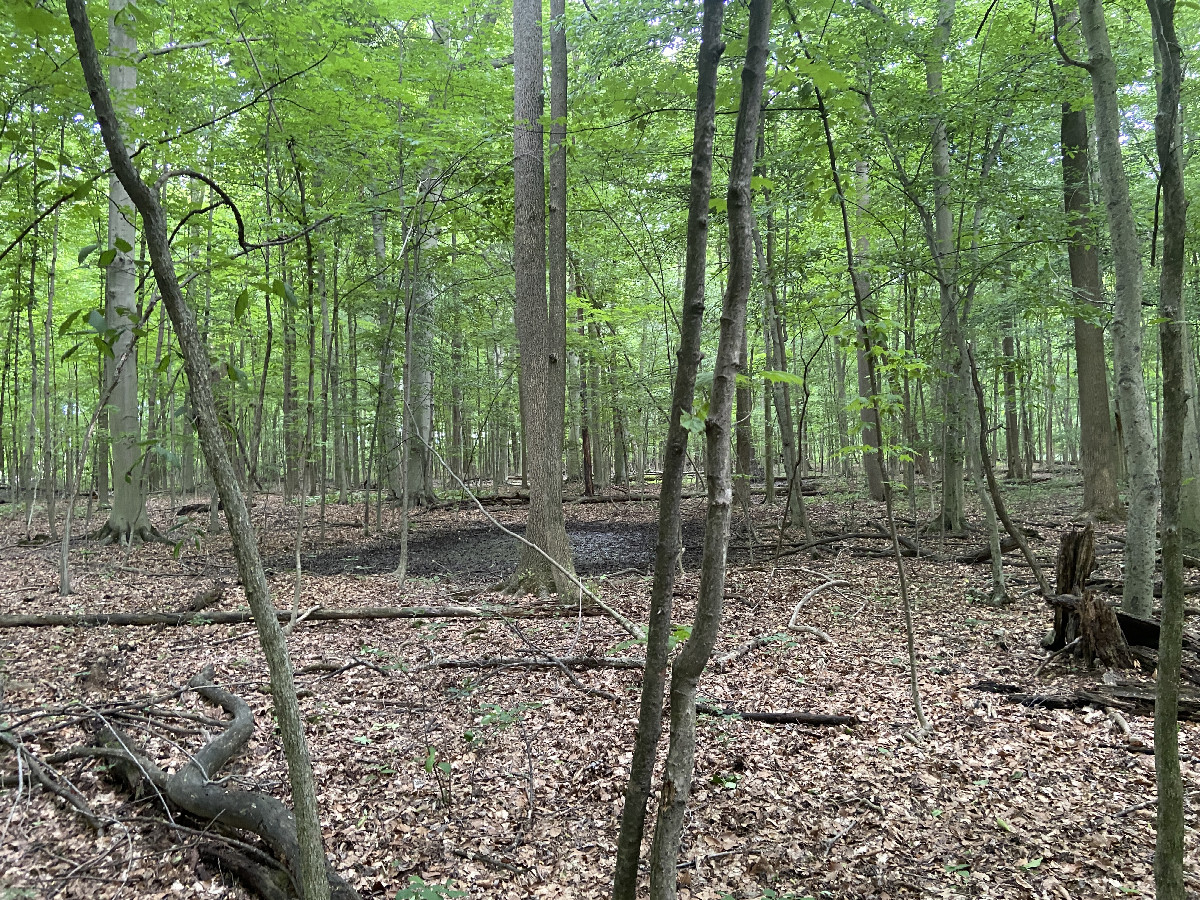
(294, 516), (722, 581)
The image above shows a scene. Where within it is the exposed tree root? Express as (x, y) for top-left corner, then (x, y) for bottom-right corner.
(91, 665), (360, 900)
(92, 518), (172, 547)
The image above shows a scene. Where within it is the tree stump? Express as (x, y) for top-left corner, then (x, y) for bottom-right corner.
(1078, 590), (1133, 668)
(1046, 525), (1097, 651)
(1056, 524), (1096, 594)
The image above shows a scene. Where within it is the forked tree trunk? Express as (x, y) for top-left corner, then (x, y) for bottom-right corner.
(511, 0), (575, 595)
(1079, 0), (1159, 618)
(611, 4), (725, 894)
(647, 4), (770, 895)
(67, 5), (335, 897)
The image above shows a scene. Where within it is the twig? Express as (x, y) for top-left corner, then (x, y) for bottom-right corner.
(1035, 637), (1081, 676)
(788, 579), (849, 629)
(714, 634), (780, 666)
(0, 732), (99, 830)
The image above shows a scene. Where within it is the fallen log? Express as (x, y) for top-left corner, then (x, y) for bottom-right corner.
(955, 536), (1020, 564)
(695, 703), (856, 727)
(0, 603), (609, 629)
(971, 679), (1200, 722)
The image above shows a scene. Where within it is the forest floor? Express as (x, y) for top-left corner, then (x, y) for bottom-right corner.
(1, 474), (1198, 900)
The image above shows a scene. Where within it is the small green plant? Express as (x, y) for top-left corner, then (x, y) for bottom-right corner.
(422, 746), (452, 807)
(394, 875), (464, 900)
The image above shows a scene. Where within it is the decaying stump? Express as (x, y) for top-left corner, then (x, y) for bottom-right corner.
(1078, 591), (1134, 668)
(1044, 525), (1132, 668)
(1046, 525), (1097, 652)
(1056, 524), (1096, 595)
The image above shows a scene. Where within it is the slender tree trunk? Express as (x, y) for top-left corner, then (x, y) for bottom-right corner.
(927, 0), (967, 534)
(1147, 0), (1185, 892)
(611, 5), (725, 893)
(852, 161), (886, 500)
(1079, 0), (1159, 617)
(67, 5), (343, 897)
(647, 5), (770, 895)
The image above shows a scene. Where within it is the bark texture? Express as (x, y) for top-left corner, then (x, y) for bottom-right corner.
(510, 0), (575, 595)
(611, 4), (725, 895)
(1060, 106), (1122, 521)
(99, 0), (155, 545)
(1147, 0), (1186, 892)
(1079, 0), (1159, 618)
(646, 3), (770, 895)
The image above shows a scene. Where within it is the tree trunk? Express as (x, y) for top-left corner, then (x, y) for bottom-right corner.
(611, 4), (725, 894)
(99, 0), (155, 545)
(1060, 106), (1122, 520)
(67, 4), (337, 897)
(1002, 319), (1023, 479)
(852, 161), (886, 501)
(647, 5), (770, 895)
(927, 0), (967, 534)
(1079, 0), (1159, 617)
(511, 0), (575, 595)
(1146, 0), (1186, 892)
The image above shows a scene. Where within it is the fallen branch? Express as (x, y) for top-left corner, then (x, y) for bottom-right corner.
(416, 656), (645, 672)
(695, 703), (856, 727)
(0, 603), (609, 629)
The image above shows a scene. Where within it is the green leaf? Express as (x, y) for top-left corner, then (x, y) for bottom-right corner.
(761, 369), (804, 386)
(1020, 857), (1042, 870)
(77, 243), (99, 264)
(680, 409), (706, 435)
(86, 310), (107, 333)
(98, 248), (117, 267)
(114, 237), (133, 253)
(59, 309), (83, 335)
(234, 288), (250, 322)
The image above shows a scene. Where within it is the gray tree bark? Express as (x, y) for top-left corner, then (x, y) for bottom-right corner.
(647, 4), (770, 895)
(511, 0), (576, 595)
(99, 0), (155, 545)
(611, 4), (725, 895)
(1146, 0), (1186, 893)
(1079, 0), (1159, 617)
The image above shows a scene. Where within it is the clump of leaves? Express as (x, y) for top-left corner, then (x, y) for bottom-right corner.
(394, 875), (464, 900)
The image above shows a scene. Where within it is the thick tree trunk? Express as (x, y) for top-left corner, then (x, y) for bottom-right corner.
(611, 5), (725, 894)
(1079, 0), (1159, 617)
(926, 0), (967, 534)
(511, 0), (575, 595)
(99, 0), (155, 545)
(1060, 106), (1122, 520)
(1146, 1), (1186, 892)
(67, 5), (334, 897)
(647, 4), (770, 895)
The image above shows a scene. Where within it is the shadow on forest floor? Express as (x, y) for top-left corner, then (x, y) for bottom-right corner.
(293, 515), (724, 581)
